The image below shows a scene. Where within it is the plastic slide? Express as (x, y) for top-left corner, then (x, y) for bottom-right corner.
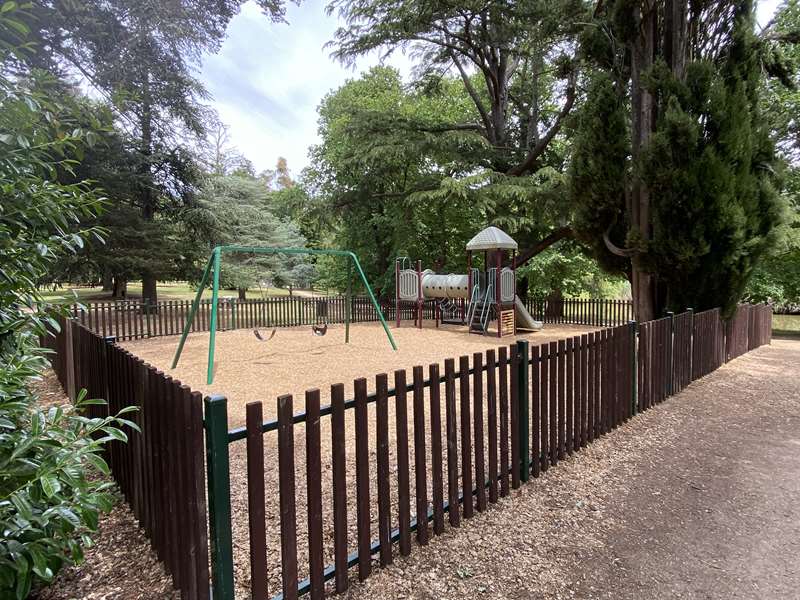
(514, 296), (544, 331)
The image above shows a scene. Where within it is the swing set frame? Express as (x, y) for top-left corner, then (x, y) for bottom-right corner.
(171, 245), (397, 384)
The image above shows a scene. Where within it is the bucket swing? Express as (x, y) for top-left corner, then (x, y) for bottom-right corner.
(253, 328), (277, 342)
(312, 298), (328, 336)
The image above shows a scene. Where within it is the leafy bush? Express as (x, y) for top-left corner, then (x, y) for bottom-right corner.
(0, 5), (132, 597)
(0, 374), (137, 598)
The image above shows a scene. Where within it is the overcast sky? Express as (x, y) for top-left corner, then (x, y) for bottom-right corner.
(199, 0), (783, 177)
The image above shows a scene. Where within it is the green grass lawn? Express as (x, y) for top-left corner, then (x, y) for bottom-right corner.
(39, 281), (326, 303)
(773, 313), (800, 337)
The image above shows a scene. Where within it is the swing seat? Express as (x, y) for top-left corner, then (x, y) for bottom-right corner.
(312, 324), (328, 336)
(253, 328), (276, 342)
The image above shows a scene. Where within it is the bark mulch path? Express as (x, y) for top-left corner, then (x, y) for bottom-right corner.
(340, 339), (800, 600)
(37, 339), (800, 599)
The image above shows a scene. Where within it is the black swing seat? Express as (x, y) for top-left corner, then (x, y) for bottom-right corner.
(312, 323), (328, 336)
(253, 328), (276, 342)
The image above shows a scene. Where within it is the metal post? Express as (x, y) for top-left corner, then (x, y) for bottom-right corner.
(629, 320), (638, 416)
(516, 340), (530, 482)
(416, 259), (423, 329)
(172, 255), (213, 369)
(346, 251), (397, 351)
(496, 251), (502, 338)
(207, 248), (222, 385)
(346, 259), (352, 344)
(466, 251), (472, 325)
(205, 395), (234, 600)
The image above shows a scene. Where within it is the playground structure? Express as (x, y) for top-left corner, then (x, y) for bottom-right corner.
(171, 245), (396, 384)
(395, 226), (543, 337)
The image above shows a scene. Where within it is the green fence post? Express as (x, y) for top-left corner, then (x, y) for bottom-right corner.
(205, 395), (234, 600)
(666, 311), (674, 396)
(345, 260), (352, 344)
(207, 249), (222, 385)
(516, 339), (530, 483)
(629, 320), (638, 417)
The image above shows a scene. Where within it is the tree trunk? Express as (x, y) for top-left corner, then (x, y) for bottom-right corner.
(102, 267), (113, 292)
(238, 287), (247, 300)
(112, 277), (127, 299)
(629, 1), (657, 323)
(138, 69), (158, 307)
(545, 288), (564, 318)
(141, 276), (157, 305)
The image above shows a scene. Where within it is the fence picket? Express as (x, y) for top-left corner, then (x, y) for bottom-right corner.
(375, 374), (392, 567)
(354, 378), (371, 580)
(429, 364), (445, 534)
(486, 350), (499, 503)
(330, 384), (348, 592)
(412, 366), (429, 545)
(458, 356), (474, 515)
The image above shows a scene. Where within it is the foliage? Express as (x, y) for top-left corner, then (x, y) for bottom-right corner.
(305, 67), (488, 294)
(15, 0), (293, 302)
(0, 387), (136, 599)
(744, 0), (800, 309)
(518, 241), (627, 299)
(571, 0), (790, 317)
(0, 6), (133, 596)
(568, 72), (631, 276)
(198, 174), (312, 294)
(325, 0), (590, 261)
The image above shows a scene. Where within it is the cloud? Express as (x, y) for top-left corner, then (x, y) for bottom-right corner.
(199, 0), (411, 176)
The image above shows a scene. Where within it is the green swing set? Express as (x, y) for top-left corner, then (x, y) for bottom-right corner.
(171, 245), (397, 384)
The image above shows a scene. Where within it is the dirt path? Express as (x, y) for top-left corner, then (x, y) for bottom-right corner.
(344, 339), (800, 600)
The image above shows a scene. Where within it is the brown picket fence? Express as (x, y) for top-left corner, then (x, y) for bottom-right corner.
(68, 296), (632, 342)
(71, 296), (438, 342)
(524, 297), (633, 326)
(205, 323), (638, 599)
(41, 318), (210, 600)
(41, 302), (772, 600)
(203, 304), (772, 600)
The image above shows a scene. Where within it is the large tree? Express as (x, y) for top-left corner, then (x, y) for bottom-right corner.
(304, 66), (488, 292)
(327, 0), (589, 259)
(199, 174), (312, 298)
(745, 0), (800, 309)
(20, 0), (289, 303)
(572, 0), (791, 319)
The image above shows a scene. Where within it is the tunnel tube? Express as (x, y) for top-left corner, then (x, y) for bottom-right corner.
(420, 270), (470, 299)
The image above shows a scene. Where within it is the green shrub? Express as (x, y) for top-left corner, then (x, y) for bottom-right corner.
(1, 5), (130, 597)
(0, 353), (137, 598)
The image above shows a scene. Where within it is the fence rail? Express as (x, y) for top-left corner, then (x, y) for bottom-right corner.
(43, 302), (772, 599)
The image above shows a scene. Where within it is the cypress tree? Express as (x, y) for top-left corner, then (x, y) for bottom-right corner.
(572, 0), (787, 318)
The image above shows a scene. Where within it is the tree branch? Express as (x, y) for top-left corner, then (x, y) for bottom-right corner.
(507, 227), (573, 267)
(603, 224), (637, 257)
(449, 51), (494, 139)
(506, 71), (576, 176)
